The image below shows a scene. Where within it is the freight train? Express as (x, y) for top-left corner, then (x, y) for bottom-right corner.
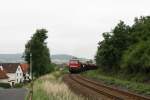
(68, 58), (97, 73)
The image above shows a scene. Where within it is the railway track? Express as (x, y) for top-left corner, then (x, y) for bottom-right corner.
(65, 74), (150, 100)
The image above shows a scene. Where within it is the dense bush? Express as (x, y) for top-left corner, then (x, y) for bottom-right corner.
(48, 63), (56, 72)
(14, 83), (24, 88)
(122, 41), (150, 74)
(0, 83), (11, 88)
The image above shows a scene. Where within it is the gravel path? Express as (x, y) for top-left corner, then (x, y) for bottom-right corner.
(0, 88), (28, 100)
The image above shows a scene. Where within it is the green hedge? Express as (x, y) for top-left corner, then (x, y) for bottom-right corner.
(0, 83), (11, 88)
(14, 83), (24, 88)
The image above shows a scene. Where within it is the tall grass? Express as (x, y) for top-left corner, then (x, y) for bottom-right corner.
(32, 70), (87, 100)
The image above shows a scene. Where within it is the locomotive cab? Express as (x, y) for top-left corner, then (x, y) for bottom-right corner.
(69, 59), (81, 73)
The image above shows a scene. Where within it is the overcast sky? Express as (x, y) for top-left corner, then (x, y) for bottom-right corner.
(0, 0), (149, 59)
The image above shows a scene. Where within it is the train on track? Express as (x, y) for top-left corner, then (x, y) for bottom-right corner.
(68, 58), (97, 73)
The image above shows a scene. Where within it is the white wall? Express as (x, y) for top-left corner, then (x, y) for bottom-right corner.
(7, 73), (15, 81)
(15, 65), (24, 83)
(0, 79), (8, 83)
(0, 66), (3, 70)
(6, 65), (24, 84)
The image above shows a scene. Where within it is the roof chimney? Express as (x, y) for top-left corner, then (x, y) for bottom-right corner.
(0, 66), (3, 71)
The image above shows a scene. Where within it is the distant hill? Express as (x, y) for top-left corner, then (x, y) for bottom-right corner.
(51, 54), (76, 60)
(0, 54), (77, 64)
(0, 54), (90, 64)
(51, 54), (92, 64)
(51, 54), (76, 64)
(0, 54), (25, 63)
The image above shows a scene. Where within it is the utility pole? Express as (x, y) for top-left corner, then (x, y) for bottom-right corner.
(30, 53), (33, 100)
(30, 53), (32, 80)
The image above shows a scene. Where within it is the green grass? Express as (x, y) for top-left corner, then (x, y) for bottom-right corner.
(33, 88), (49, 100)
(82, 69), (150, 96)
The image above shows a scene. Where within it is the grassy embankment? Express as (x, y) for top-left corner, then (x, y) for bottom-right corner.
(26, 67), (87, 100)
(82, 69), (150, 96)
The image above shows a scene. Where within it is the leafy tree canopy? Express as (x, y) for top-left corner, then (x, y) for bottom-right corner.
(24, 29), (52, 77)
(96, 16), (150, 75)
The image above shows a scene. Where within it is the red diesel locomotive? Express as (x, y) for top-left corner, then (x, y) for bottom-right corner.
(68, 59), (81, 73)
(68, 59), (97, 73)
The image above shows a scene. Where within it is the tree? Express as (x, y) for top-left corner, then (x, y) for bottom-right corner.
(24, 29), (52, 77)
(95, 32), (115, 71)
(95, 16), (150, 81)
(96, 21), (131, 72)
(121, 16), (150, 74)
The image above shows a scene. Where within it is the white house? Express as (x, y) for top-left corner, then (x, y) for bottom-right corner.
(0, 63), (24, 86)
(20, 64), (30, 81)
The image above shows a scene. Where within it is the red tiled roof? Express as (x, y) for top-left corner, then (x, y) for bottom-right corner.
(0, 63), (19, 73)
(20, 64), (29, 73)
(0, 69), (9, 79)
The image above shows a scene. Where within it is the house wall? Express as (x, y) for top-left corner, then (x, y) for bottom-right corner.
(0, 66), (3, 70)
(7, 73), (15, 86)
(15, 66), (24, 83)
(7, 73), (15, 81)
(7, 66), (24, 85)
(0, 79), (8, 83)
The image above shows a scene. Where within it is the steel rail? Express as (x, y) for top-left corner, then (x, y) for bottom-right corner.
(69, 74), (123, 100)
(77, 75), (150, 100)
